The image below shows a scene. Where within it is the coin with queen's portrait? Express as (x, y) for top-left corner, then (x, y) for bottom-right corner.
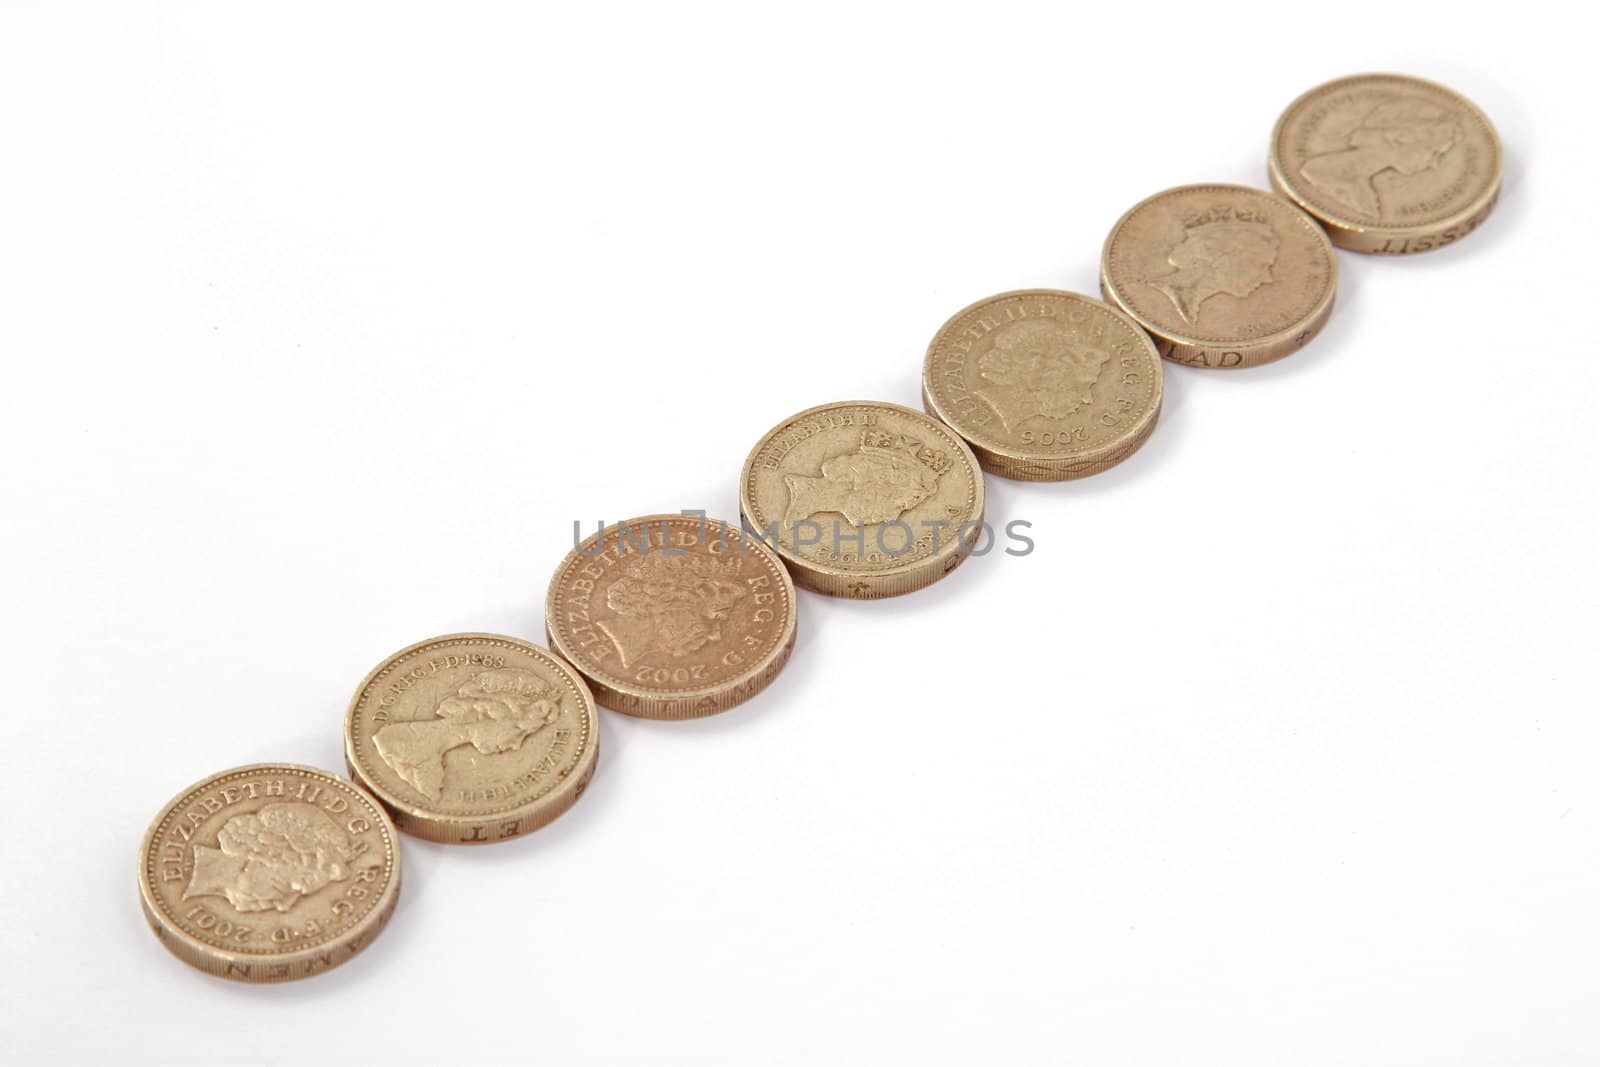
(547, 514), (798, 719)
(923, 290), (1163, 481)
(138, 764), (401, 981)
(1101, 184), (1337, 369)
(1270, 73), (1502, 254)
(344, 633), (599, 843)
(740, 401), (985, 598)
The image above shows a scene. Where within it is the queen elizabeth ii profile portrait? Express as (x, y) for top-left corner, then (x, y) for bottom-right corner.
(1299, 96), (1461, 218)
(183, 802), (359, 914)
(374, 668), (563, 800)
(598, 552), (746, 668)
(782, 432), (943, 527)
(974, 319), (1112, 433)
(1145, 213), (1281, 325)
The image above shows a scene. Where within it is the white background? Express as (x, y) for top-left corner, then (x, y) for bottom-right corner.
(1, 2), (1595, 1064)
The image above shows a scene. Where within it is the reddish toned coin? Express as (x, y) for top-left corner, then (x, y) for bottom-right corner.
(547, 514), (797, 718)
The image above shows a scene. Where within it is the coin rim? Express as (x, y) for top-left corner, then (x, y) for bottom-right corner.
(545, 514), (799, 719)
(1099, 183), (1339, 360)
(921, 288), (1164, 480)
(737, 399), (986, 598)
(137, 762), (402, 981)
(1267, 71), (1503, 247)
(343, 632), (599, 841)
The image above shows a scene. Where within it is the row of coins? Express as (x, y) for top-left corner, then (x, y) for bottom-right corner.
(139, 72), (1501, 980)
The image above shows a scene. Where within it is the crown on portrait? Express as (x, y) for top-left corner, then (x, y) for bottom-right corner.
(1180, 204), (1271, 233)
(459, 668), (560, 703)
(859, 429), (950, 475)
(622, 549), (741, 583)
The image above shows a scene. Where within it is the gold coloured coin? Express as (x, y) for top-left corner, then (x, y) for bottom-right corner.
(740, 401), (985, 598)
(344, 633), (599, 844)
(1100, 184), (1338, 369)
(922, 289), (1163, 481)
(138, 763), (400, 982)
(547, 514), (797, 719)
(1269, 73), (1502, 254)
